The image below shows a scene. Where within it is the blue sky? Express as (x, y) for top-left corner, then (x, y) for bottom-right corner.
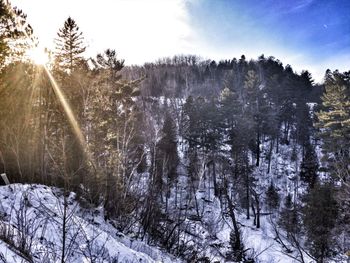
(187, 0), (350, 81)
(192, 0), (350, 58)
(11, 0), (350, 82)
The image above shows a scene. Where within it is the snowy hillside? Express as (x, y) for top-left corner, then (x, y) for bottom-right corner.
(0, 182), (303, 263)
(0, 184), (180, 263)
(0, 137), (319, 263)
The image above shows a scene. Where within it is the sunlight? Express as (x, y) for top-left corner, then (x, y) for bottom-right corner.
(10, 0), (192, 64)
(27, 46), (50, 65)
(9, 4), (96, 172)
(42, 65), (97, 173)
(43, 65), (86, 153)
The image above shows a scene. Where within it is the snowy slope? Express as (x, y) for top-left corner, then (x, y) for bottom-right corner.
(0, 135), (345, 263)
(0, 184), (181, 263)
(169, 135), (316, 262)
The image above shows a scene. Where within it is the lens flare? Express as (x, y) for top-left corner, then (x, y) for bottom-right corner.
(27, 47), (49, 65)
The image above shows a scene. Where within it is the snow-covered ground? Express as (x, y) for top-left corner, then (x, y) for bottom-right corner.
(0, 180), (307, 263)
(0, 136), (347, 262)
(0, 184), (180, 263)
(171, 133), (334, 262)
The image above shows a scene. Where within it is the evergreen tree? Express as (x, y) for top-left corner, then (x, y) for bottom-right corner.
(299, 70), (314, 98)
(244, 70), (260, 166)
(91, 48), (124, 82)
(50, 17), (89, 188)
(55, 17), (86, 73)
(202, 98), (223, 152)
(316, 73), (350, 182)
(318, 83), (350, 140)
(158, 111), (179, 182)
(219, 87), (242, 134)
(265, 182), (279, 210)
(226, 228), (245, 262)
(0, 0), (32, 67)
(295, 102), (313, 148)
(279, 194), (300, 238)
(316, 70), (350, 256)
(218, 85), (254, 217)
(299, 143), (318, 188)
(182, 95), (200, 148)
(88, 50), (142, 221)
(243, 69), (272, 166)
(0, 0), (14, 66)
(278, 66), (297, 144)
(303, 183), (338, 262)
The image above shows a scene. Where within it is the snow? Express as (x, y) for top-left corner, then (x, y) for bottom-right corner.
(0, 103), (347, 262)
(0, 240), (27, 263)
(0, 184), (180, 263)
(169, 129), (319, 262)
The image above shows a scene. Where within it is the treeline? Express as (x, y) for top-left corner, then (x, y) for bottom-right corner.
(123, 54), (323, 101)
(1, 1), (350, 262)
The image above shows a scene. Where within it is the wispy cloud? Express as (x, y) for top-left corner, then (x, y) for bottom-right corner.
(272, 0), (315, 15)
(291, 0), (315, 12)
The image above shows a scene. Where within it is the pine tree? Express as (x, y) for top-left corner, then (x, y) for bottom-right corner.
(219, 87), (242, 134)
(0, 0), (32, 66)
(202, 98), (223, 152)
(158, 111), (179, 182)
(295, 103), (313, 148)
(91, 48), (124, 82)
(317, 82), (350, 148)
(218, 86), (253, 217)
(0, 0), (13, 66)
(182, 95), (200, 148)
(316, 75), (350, 182)
(244, 69), (270, 166)
(279, 194), (300, 238)
(55, 17), (86, 73)
(303, 183), (338, 262)
(88, 50), (142, 221)
(316, 70), (350, 257)
(49, 17), (88, 188)
(278, 66), (297, 144)
(300, 143), (318, 188)
(226, 229), (245, 261)
(265, 182), (280, 210)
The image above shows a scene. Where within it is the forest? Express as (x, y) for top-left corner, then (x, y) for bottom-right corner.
(0, 1), (349, 262)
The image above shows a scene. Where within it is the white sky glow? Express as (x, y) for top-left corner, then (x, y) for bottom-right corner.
(11, 0), (194, 64)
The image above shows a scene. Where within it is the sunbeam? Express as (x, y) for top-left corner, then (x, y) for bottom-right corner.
(43, 66), (86, 154)
(6, 5), (95, 173)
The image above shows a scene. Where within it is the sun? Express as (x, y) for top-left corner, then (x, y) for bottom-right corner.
(27, 46), (50, 65)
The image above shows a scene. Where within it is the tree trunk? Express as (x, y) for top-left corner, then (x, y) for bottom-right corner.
(61, 194), (67, 263)
(256, 129), (260, 166)
(256, 197), (260, 229)
(251, 201), (256, 226)
(246, 172), (250, 220)
(225, 188), (243, 262)
(251, 190), (261, 228)
(267, 139), (274, 174)
(212, 156), (218, 197)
